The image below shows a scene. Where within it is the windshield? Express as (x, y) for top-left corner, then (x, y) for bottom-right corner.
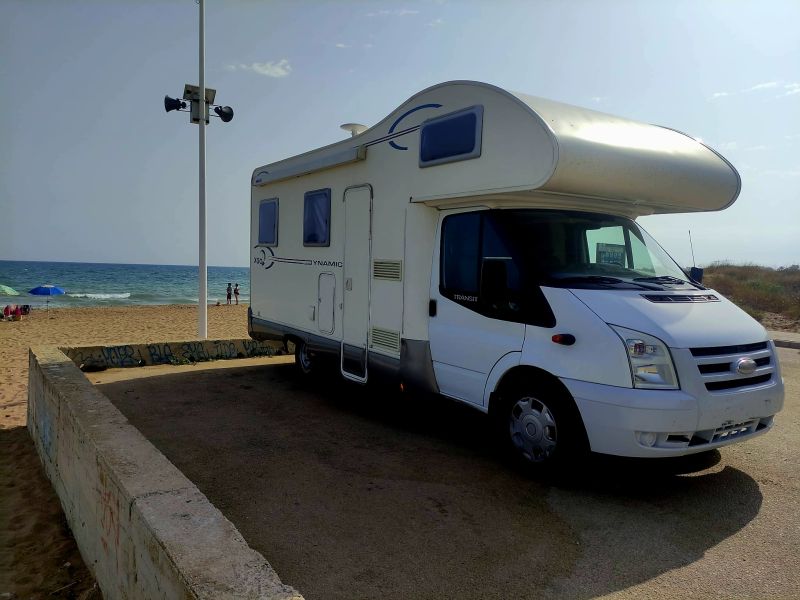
(471, 210), (698, 291)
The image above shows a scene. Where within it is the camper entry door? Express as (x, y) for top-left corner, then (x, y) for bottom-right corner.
(341, 185), (373, 382)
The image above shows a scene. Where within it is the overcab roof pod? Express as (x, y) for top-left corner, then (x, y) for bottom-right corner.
(511, 92), (741, 215)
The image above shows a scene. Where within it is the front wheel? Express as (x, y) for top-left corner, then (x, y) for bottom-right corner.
(509, 395), (559, 462)
(494, 385), (587, 468)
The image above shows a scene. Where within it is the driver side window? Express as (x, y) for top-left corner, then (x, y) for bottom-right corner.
(440, 211), (555, 327)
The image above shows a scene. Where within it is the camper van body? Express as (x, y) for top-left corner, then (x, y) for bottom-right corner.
(249, 81), (784, 461)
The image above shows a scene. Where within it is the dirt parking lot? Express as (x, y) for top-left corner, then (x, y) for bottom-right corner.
(93, 348), (800, 600)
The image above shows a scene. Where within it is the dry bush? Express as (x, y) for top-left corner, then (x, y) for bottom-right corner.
(703, 262), (800, 322)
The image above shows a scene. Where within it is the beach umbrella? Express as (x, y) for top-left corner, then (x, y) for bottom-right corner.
(29, 285), (65, 313)
(29, 285), (66, 296)
(0, 284), (19, 295)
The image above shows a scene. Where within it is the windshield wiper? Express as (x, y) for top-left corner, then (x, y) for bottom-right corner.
(552, 276), (661, 290)
(633, 275), (704, 289)
(557, 275), (625, 284)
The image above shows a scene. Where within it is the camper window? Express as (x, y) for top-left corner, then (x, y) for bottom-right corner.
(303, 188), (331, 247)
(257, 198), (279, 246)
(419, 105), (483, 168)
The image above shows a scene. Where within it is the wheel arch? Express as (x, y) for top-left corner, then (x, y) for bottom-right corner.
(487, 364), (590, 448)
(282, 334), (297, 353)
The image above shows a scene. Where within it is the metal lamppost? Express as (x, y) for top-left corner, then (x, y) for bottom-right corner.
(163, 0), (234, 338)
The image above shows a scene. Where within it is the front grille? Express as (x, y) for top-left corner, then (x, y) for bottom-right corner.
(641, 417), (773, 450)
(697, 356), (770, 374)
(705, 374), (772, 391)
(712, 420), (759, 443)
(690, 341), (774, 393)
(690, 341), (768, 357)
(688, 418), (765, 446)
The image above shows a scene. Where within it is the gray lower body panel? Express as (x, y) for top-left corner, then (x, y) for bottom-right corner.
(248, 311), (438, 393)
(400, 338), (440, 394)
(249, 311), (339, 354)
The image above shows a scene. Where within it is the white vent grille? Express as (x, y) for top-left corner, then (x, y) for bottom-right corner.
(370, 327), (400, 353)
(373, 260), (403, 281)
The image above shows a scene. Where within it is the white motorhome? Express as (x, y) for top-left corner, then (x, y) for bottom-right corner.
(248, 80), (784, 465)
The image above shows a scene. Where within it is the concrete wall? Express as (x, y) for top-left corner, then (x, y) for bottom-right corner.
(28, 343), (303, 600)
(61, 338), (281, 369)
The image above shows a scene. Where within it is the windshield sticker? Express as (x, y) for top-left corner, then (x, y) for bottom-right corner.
(596, 243), (626, 266)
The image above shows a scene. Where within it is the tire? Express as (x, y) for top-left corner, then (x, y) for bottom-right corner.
(294, 339), (315, 376)
(493, 382), (587, 469)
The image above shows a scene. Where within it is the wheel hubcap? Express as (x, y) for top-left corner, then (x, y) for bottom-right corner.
(298, 344), (311, 370)
(509, 396), (557, 462)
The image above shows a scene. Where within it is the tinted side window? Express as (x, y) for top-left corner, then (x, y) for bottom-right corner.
(258, 199), (278, 246)
(440, 211), (555, 327)
(419, 106), (483, 167)
(483, 217), (522, 293)
(303, 188), (331, 247)
(441, 212), (481, 300)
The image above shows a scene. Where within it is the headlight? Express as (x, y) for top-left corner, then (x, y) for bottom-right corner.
(610, 325), (679, 390)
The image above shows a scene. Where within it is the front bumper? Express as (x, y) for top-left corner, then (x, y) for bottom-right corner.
(561, 374), (784, 458)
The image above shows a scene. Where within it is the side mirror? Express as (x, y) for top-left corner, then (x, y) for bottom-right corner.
(689, 266), (704, 283)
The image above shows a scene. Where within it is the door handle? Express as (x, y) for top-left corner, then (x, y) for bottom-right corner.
(429, 299), (437, 317)
(345, 278), (353, 291)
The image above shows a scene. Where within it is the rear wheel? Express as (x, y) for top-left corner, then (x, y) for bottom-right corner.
(294, 340), (315, 375)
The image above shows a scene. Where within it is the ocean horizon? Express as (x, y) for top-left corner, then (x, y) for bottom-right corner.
(0, 260), (250, 308)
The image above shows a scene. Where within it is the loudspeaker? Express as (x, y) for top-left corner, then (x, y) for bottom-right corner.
(164, 96), (187, 113)
(214, 105), (234, 122)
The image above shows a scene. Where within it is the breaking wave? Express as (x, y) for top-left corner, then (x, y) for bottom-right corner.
(68, 292), (131, 299)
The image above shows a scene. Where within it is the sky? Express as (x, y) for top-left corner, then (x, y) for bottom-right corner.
(1, 0), (798, 268)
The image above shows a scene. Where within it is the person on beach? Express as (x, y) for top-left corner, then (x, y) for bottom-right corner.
(226, 283), (232, 305)
(234, 283), (240, 305)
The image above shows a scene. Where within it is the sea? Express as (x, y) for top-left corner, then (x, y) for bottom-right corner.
(0, 261), (250, 309)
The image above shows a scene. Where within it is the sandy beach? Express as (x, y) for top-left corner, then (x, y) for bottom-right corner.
(0, 304), (250, 598)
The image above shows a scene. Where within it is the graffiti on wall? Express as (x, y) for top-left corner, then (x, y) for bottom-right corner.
(66, 339), (277, 370)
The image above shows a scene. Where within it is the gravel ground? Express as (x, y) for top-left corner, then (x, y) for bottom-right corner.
(95, 348), (800, 600)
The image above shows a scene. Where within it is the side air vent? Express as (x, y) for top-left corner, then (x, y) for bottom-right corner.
(373, 260), (403, 281)
(370, 327), (401, 353)
(642, 294), (720, 303)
